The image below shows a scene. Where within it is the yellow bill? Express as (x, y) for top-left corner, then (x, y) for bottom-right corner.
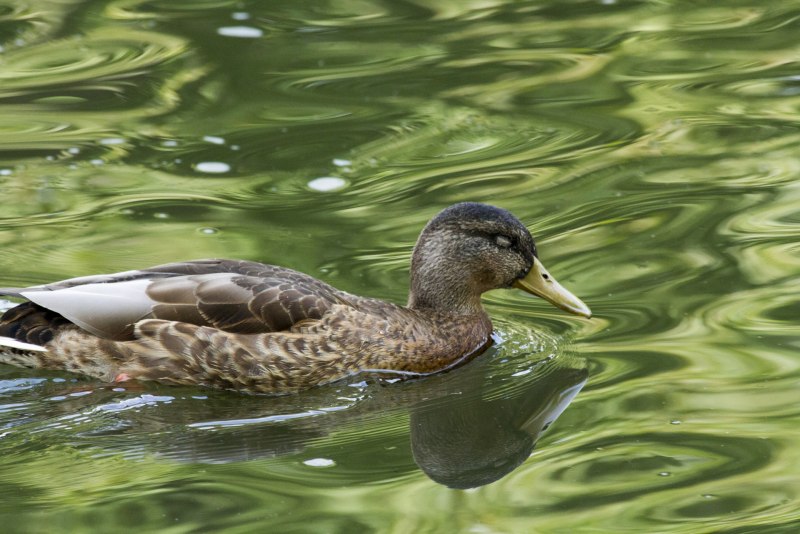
(514, 257), (592, 318)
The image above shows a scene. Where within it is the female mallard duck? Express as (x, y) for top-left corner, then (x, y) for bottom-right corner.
(0, 203), (590, 394)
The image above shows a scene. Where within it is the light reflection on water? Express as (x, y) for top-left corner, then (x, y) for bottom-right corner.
(1, 0), (799, 531)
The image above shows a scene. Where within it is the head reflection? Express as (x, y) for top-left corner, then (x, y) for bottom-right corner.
(409, 361), (587, 489)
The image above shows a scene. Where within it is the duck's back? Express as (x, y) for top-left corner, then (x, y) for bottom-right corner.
(0, 259), (354, 344)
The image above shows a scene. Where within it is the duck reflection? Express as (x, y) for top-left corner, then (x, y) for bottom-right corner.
(33, 349), (587, 488)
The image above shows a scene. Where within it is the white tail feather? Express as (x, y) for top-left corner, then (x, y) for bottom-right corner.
(0, 336), (47, 352)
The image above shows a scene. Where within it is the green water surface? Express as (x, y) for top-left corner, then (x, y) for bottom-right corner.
(1, 0), (799, 532)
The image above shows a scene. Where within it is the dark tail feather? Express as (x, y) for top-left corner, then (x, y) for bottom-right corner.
(0, 302), (72, 346)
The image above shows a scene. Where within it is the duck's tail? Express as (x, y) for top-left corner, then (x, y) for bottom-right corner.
(0, 337), (47, 352)
(0, 301), (73, 343)
(0, 337), (49, 369)
(0, 302), (68, 368)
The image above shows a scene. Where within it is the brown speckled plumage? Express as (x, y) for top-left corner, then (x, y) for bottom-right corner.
(0, 203), (590, 394)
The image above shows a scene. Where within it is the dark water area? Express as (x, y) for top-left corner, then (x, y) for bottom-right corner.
(1, 0), (799, 532)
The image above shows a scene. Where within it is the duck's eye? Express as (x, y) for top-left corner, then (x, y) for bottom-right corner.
(495, 235), (513, 248)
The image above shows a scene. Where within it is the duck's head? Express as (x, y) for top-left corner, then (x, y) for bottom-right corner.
(408, 202), (591, 318)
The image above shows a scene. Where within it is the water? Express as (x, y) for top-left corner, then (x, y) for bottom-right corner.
(1, 0), (799, 531)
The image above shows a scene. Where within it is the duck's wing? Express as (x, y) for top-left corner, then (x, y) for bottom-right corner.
(0, 259), (351, 341)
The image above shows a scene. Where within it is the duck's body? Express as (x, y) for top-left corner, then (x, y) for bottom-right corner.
(0, 203), (590, 394)
(0, 260), (492, 392)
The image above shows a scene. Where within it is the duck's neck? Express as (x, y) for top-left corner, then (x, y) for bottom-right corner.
(406, 245), (485, 315)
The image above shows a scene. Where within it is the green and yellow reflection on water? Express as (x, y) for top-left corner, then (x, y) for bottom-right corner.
(1, 0), (799, 532)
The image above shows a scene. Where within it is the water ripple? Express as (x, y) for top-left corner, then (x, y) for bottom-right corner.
(1, 0), (800, 530)
(0, 27), (199, 153)
(0, 28), (188, 94)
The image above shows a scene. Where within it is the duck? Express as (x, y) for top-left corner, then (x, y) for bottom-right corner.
(0, 202), (591, 394)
